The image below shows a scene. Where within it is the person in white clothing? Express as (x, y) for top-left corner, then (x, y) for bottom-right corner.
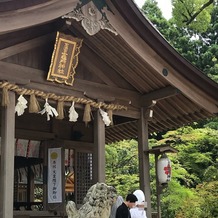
(130, 190), (147, 218)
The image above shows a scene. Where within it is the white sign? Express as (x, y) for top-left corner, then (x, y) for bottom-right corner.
(48, 148), (62, 203)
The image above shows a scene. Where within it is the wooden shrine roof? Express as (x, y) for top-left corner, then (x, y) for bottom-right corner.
(0, 0), (218, 144)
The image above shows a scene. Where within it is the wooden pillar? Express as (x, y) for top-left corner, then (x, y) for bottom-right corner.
(0, 91), (15, 218)
(138, 107), (152, 218)
(155, 154), (161, 218)
(93, 110), (105, 183)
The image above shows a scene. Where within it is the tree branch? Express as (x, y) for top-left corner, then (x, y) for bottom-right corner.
(186, 0), (214, 25)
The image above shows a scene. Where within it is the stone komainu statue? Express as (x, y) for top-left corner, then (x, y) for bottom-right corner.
(66, 182), (117, 218)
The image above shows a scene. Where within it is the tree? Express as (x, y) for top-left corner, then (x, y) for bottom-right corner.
(105, 125), (218, 217)
(158, 126), (218, 217)
(159, 127), (218, 185)
(196, 181), (218, 217)
(143, 0), (218, 83)
(175, 181), (218, 217)
(142, 0), (172, 37)
(172, 0), (214, 32)
(105, 139), (140, 197)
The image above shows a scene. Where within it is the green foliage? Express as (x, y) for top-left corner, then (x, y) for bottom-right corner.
(157, 126), (218, 217)
(106, 126), (218, 217)
(204, 117), (218, 130)
(162, 180), (199, 218)
(176, 181), (218, 217)
(105, 139), (140, 197)
(196, 181), (218, 217)
(142, 0), (163, 19)
(142, 0), (174, 39)
(172, 0), (213, 32)
(160, 126), (218, 185)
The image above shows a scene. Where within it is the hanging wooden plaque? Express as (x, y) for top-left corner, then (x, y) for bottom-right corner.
(47, 32), (83, 86)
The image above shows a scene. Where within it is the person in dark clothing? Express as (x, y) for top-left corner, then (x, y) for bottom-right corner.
(115, 193), (138, 218)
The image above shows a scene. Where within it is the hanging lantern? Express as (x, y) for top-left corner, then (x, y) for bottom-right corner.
(157, 153), (171, 184)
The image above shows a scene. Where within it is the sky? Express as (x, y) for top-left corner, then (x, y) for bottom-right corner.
(134, 0), (172, 20)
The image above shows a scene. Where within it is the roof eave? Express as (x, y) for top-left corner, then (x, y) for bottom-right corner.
(109, 0), (218, 102)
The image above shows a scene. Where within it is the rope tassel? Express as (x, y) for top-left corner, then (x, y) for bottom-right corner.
(2, 87), (9, 106)
(107, 109), (113, 125)
(56, 101), (64, 120)
(29, 94), (41, 113)
(83, 104), (91, 126)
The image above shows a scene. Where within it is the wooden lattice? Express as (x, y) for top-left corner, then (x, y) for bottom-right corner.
(76, 152), (93, 204)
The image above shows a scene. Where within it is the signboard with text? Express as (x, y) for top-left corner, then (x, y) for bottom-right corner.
(48, 147), (62, 203)
(47, 32), (83, 86)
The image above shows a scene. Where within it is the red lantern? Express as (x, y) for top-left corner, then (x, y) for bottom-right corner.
(157, 153), (171, 184)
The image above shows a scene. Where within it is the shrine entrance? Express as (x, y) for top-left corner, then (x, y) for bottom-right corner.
(11, 138), (94, 211)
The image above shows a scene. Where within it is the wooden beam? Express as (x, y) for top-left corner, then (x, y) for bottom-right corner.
(0, 61), (141, 107)
(15, 129), (55, 140)
(113, 108), (140, 119)
(0, 33), (54, 60)
(141, 86), (180, 105)
(0, 0), (77, 34)
(13, 210), (65, 217)
(0, 61), (42, 84)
